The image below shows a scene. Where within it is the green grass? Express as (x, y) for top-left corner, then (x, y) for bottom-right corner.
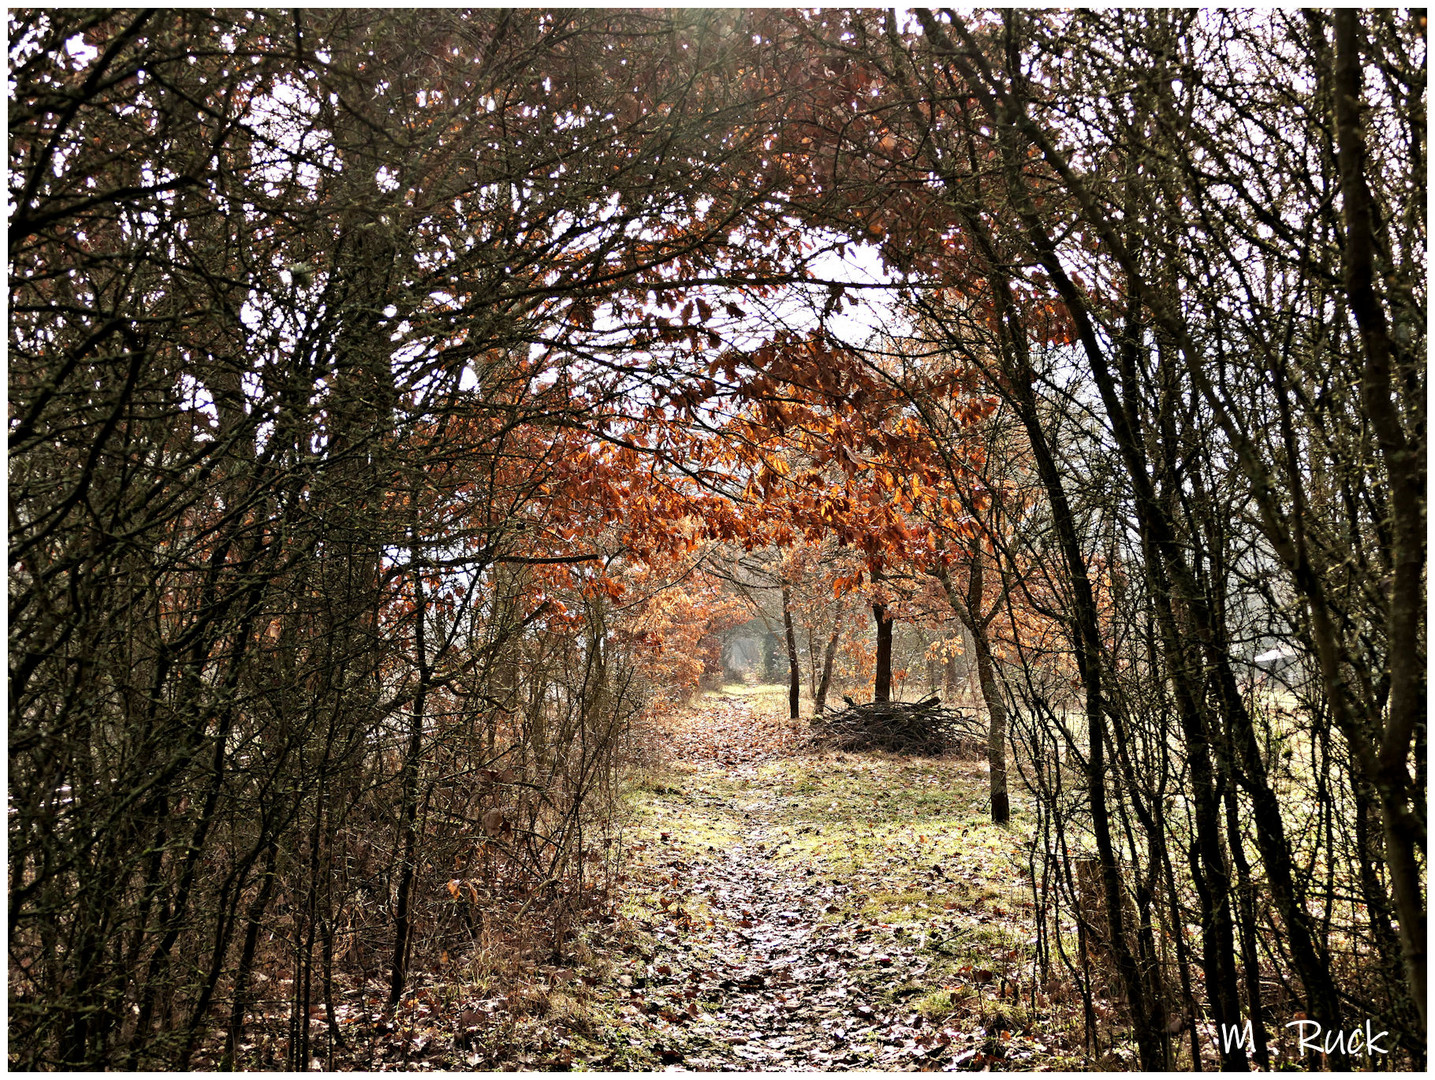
(624, 738), (1038, 974)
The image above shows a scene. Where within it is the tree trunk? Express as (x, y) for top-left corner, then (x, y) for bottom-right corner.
(1225, 784), (1271, 1069)
(937, 557), (1008, 825)
(969, 625), (1009, 825)
(968, 556), (1008, 825)
(889, 73), (1165, 1053)
(388, 571), (428, 1007)
(1331, 10), (1427, 1036)
(815, 622), (840, 714)
(781, 581), (800, 719)
(872, 602), (894, 703)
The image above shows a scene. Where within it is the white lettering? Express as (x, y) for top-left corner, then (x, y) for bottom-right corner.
(1284, 1019), (1391, 1058)
(1286, 1019), (1322, 1054)
(1365, 1020), (1390, 1055)
(1218, 1021), (1253, 1053)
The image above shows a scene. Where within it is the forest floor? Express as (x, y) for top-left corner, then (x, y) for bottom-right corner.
(506, 684), (1101, 1072)
(362, 685), (1104, 1072)
(575, 684), (1087, 1071)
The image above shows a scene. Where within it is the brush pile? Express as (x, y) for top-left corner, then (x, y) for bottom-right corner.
(811, 695), (984, 756)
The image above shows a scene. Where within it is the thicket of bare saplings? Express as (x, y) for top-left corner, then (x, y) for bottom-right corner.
(10, 8), (1424, 1070)
(871, 10), (1425, 1066)
(8, 10), (782, 1067)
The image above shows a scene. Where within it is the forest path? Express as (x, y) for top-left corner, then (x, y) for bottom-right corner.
(582, 685), (1077, 1071)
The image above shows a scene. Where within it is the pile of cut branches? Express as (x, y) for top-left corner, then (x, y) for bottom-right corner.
(811, 695), (983, 755)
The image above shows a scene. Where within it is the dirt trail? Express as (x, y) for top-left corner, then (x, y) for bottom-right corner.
(588, 687), (1071, 1071)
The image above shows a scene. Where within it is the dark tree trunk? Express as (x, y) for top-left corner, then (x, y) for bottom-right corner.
(223, 840), (279, 1069)
(936, 558), (1008, 825)
(388, 682), (426, 1008)
(1331, 10), (1427, 1035)
(1224, 784), (1271, 1068)
(781, 581), (800, 719)
(885, 49), (1166, 1050)
(389, 530), (430, 1008)
(872, 602), (894, 703)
